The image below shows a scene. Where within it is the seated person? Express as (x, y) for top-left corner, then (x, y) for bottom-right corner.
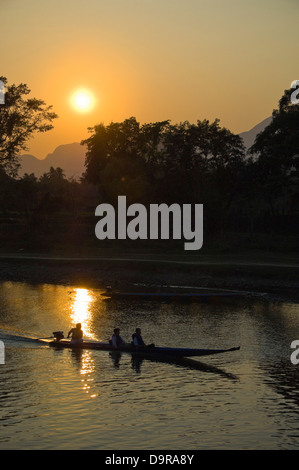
(132, 328), (154, 348)
(67, 323), (83, 346)
(111, 328), (126, 348)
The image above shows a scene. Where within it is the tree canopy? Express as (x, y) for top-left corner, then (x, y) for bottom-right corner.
(81, 116), (246, 208)
(1, 85), (299, 253)
(250, 86), (299, 174)
(0, 76), (58, 176)
(248, 86), (299, 214)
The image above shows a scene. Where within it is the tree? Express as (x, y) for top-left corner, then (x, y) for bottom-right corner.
(81, 117), (169, 203)
(39, 166), (67, 189)
(146, 118), (245, 218)
(17, 172), (39, 217)
(249, 86), (299, 214)
(38, 166), (69, 211)
(81, 116), (246, 214)
(0, 76), (58, 176)
(0, 168), (16, 214)
(250, 86), (299, 173)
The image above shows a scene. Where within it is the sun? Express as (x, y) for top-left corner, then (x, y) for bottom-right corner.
(71, 89), (95, 113)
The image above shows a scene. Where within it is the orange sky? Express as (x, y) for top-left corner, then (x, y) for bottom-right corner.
(1, 0), (299, 158)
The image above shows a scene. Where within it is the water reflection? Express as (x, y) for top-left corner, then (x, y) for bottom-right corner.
(68, 348), (97, 399)
(108, 350), (239, 379)
(70, 288), (94, 339)
(261, 358), (299, 411)
(1, 281), (299, 449)
(109, 351), (122, 368)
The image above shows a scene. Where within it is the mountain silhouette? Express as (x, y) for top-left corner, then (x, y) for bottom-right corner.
(239, 116), (272, 150)
(18, 117), (272, 179)
(18, 143), (87, 179)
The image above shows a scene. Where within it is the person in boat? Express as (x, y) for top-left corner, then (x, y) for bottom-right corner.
(67, 323), (83, 346)
(111, 328), (126, 349)
(132, 328), (154, 349)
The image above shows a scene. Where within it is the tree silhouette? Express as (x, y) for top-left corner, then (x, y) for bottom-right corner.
(81, 117), (245, 210)
(82, 117), (169, 204)
(250, 86), (299, 174)
(0, 76), (58, 176)
(249, 86), (299, 214)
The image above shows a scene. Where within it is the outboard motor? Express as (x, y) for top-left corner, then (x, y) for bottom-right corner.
(53, 331), (64, 342)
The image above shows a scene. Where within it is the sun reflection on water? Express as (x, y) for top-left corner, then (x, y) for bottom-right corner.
(70, 289), (101, 397)
(71, 288), (95, 339)
(80, 352), (97, 398)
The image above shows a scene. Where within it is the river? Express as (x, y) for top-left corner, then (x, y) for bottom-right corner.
(0, 281), (298, 450)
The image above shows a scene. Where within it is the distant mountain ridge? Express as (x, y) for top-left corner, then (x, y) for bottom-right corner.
(19, 143), (87, 179)
(238, 116), (272, 150)
(18, 117), (272, 179)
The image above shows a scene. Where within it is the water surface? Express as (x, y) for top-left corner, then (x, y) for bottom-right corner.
(0, 281), (298, 450)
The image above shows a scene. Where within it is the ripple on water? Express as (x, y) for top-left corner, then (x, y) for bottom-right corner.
(0, 282), (299, 449)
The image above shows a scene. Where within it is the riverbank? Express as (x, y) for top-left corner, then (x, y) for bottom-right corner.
(0, 251), (299, 303)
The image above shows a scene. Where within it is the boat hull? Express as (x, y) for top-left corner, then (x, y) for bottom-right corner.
(46, 339), (240, 358)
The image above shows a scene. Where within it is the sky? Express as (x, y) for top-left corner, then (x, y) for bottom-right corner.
(1, 0), (299, 159)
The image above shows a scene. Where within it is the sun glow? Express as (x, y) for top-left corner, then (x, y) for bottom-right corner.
(71, 288), (94, 338)
(71, 89), (95, 113)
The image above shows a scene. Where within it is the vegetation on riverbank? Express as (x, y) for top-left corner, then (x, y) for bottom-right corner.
(0, 78), (298, 264)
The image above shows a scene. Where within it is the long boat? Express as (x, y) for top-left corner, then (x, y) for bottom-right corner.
(39, 338), (240, 358)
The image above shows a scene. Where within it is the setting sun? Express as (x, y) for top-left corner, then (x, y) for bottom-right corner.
(71, 89), (95, 113)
